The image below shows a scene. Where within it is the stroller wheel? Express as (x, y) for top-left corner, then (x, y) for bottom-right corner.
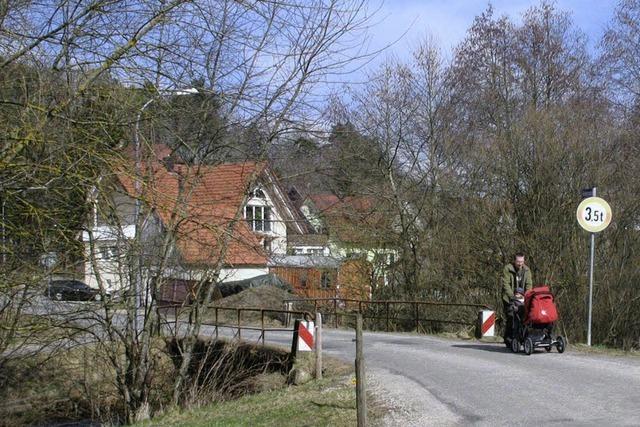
(510, 338), (520, 353)
(524, 337), (533, 355)
(556, 336), (566, 354)
(545, 345), (552, 352)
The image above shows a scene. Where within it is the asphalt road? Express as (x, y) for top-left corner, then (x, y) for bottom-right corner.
(208, 326), (640, 426)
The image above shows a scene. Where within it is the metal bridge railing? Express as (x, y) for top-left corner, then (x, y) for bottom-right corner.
(162, 304), (313, 345)
(283, 297), (492, 333)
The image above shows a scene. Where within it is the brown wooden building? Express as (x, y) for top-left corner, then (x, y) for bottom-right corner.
(269, 255), (371, 301)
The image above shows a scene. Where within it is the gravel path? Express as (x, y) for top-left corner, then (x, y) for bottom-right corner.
(368, 367), (461, 426)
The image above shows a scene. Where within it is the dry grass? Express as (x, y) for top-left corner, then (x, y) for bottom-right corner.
(165, 337), (292, 406)
(1, 330), (332, 426)
(567, 342), (640, 358)
(134, 355), (386, 427)
(0, 338), (174, 426)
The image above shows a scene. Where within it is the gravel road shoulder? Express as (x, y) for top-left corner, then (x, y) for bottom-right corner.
(368, 367), (462, 426)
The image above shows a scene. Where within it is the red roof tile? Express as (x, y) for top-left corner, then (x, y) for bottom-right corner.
(308, 194), (393, 245)
(117, 156), (268, 267)
(309, 194), (375, 212)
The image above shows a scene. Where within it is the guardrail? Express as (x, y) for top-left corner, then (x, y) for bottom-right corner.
(162, 304), (313, 345)
(283, 297), (492, 333)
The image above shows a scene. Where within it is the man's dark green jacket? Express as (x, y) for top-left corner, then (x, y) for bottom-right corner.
(502, 263), (533, 304)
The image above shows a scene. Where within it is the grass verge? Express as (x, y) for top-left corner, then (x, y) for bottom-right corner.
(567, 342), (640, 357)
(137, 357), (383, 427)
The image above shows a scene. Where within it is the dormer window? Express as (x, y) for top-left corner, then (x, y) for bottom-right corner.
(245, 205), (271, 232)
(245, 186), (272, 232)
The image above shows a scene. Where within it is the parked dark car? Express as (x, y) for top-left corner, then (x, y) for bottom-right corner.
(45, 280), (107, 301)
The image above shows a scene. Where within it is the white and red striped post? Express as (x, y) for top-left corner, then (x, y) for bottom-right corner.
(479, 310), (496, 337)
(292, 319), (315, 354)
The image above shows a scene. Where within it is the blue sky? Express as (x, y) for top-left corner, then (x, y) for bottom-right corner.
(365, 0), (618, 60)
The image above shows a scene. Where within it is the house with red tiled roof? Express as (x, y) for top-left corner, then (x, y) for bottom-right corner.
(298, 193), (396, 251)
(290, 193), (398, 290)
(82, 145), (309, 298)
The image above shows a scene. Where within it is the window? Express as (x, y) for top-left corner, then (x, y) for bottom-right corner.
(245, 205), (271, 232)
(291, 247), (324, 255)
(321, 271), (332, 289)
(99, 246), (118, 259)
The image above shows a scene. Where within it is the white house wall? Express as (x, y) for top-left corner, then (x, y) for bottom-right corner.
(84, 189), (164, 293)
(84, 244), (130, 293)
(330, 243), (397, 263)
(82, 224), (136, 241)
(291, 245), (330, 256)
(219, 267), (269, 282)
(245, 188), (287, 255)
(300, 203), (323, 232)
(162, 266), (269, 282)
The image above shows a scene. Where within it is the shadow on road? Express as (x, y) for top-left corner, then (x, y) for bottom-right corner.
(450, 343), (512, 354)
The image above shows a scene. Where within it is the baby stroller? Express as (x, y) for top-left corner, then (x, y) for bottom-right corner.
(509, 286), (566, 355)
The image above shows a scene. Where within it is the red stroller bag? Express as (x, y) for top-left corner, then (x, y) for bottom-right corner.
(525, 286), (558, 324)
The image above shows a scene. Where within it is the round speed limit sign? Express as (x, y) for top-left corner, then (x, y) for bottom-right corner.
(576, 197), (612, 233)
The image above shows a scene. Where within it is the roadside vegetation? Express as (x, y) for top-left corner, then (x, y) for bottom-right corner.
(134, 357), (376, 427)
(0, 335), (370, 427)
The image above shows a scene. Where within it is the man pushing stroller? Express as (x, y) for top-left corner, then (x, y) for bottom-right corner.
(499, 252), (567, 354)
(501, 253), (533, 345)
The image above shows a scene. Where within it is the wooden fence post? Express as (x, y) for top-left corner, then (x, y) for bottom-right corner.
(215, 307), (219, 340)
(315, 312), (323, 380)
(355, 314), (367, 427)
(174, 305), (178, 331)
(284, 302), (292, 327)
(386, 302), (390, 332)
(261, 309), (265, 346)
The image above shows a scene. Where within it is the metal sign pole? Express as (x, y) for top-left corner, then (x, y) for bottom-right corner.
(577, 186), (612, 347)
(587, 232), (595, 346)
(587, 186), (596, 347)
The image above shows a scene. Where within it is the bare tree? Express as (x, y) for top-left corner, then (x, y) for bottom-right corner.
(600, 0), (640, 114)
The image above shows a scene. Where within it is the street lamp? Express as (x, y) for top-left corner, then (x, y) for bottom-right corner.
(132, 87), (198, 332)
